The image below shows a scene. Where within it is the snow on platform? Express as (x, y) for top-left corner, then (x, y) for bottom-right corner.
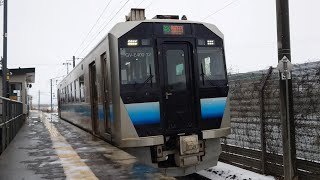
(197, 162), (275, 180)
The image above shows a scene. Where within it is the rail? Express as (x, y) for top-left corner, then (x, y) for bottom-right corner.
(0, 96), (25, 154)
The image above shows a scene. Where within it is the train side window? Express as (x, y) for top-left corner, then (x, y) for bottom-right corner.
(60, 89), (62, 104)
(63, 88), (66, 104)
(73, 81), (76, 102)
(62, 89), (65, 104)
(66, 86), (70, 103)
(59, 89), (61, 104)
(64, 88), (66, 104)
(63, 87), (66, 103)
(70, 83), (74, 102)
(61, 89), (64, 104)
(79, 75), (85, 102)
(64, 90), (66, 103)
(75, 79), (80, 102)
(69, 84), (71, 102)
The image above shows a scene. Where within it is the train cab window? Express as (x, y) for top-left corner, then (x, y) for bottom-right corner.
(197, 47), (226, 86)
(79, 75), (85, 102)
(119, 47), (156, 85)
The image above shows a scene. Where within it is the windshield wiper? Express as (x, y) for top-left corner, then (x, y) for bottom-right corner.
(200, 63), (205, 85)
(137, 64), (154, 90)
(200, 63), (216, 87)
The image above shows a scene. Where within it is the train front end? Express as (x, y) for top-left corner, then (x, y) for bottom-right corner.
(108, 15), (230, 176)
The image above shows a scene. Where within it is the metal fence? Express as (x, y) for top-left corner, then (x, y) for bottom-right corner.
(220, 61), (320, 179)
(0, 96), (25, 154)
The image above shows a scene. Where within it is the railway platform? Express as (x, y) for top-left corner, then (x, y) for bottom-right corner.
(0, 110), (172, 180)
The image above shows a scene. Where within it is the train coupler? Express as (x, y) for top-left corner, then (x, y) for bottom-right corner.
(175, 135), (205, 167)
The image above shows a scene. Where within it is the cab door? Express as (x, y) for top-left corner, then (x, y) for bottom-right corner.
(160, 43), (197, 134)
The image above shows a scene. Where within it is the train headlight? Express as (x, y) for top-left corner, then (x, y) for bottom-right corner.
(207, 40), (215, 46)
(127, 40), (138, 46)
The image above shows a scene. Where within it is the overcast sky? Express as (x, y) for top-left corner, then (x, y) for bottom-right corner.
(0, 0), (319, 104)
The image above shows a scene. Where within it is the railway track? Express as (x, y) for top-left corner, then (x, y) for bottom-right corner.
(177, 173), (211, 180)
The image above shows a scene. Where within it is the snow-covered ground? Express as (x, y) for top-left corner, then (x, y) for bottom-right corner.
(198, 162), (275, 180)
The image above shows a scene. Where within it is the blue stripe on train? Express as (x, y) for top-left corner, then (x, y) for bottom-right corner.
(124, 102), (160, 125)
(62, 97), (226, 125)
(61, 104), (104, 121)
(200, 97), (227, 119)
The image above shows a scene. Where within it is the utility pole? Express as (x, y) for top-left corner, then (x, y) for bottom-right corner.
(275, 0), (297, 179)
(50, 79), (53, 112)
(49, 75), (64, 113)
(2, 1), (8, 149)
(63, 62), (71, 74)
(73, 56), (75, 68)
(38, 90), (40, 111)
(2, 0), (8, 98)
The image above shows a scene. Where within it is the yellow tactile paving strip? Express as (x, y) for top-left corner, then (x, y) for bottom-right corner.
(41, 113), (98, 180)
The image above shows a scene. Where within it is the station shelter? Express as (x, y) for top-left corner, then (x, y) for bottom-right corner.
(0, 67), (35, 115)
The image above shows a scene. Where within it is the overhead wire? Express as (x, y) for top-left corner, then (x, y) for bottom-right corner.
(145, 0), (155, 9)
(74, 0), (113, 56)
(9, 63), (62, 67)
(53, 65), (67, 79)
(77, 0), (131, 57)
(201, 0), (241, 21)
(137, 0), (147, 7)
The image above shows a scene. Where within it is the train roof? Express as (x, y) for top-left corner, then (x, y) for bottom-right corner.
(109, 18), (223, 39)
(93, 19), (223, 59)
(59, 19), (223, 87)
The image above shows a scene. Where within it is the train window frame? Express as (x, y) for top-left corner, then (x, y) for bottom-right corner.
(69, 84), (72, 103)
(75, 79), (80, 102)
(61, 89), (65, 104)
(73, 80), (77, 103)
(79, 75), (85, 102)
(63, 89), (65, 104)
(70, 83), (74, 103)
(66, 85), (70, 103)
(119, 47), (156, 86)
(64, 87), (67, 103)
(197, 46), (227, 87)
(59, 89), (62, 104)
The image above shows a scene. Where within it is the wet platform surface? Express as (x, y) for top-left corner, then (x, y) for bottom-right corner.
(0, 111), (172, 180)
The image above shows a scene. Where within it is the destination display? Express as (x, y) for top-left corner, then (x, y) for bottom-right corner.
(163, 25), (184, 35)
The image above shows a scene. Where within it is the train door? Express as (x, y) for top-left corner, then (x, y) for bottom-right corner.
(89, 62), (99, 134)
(160, 43), (197, 133)
(57, 89), (61, 116)
(100, 53), (111, 133)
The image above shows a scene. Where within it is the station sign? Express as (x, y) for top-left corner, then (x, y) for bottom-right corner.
(277, 56), (293, 80)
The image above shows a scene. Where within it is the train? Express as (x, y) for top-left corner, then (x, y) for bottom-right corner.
(57, 9), (230, 176)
